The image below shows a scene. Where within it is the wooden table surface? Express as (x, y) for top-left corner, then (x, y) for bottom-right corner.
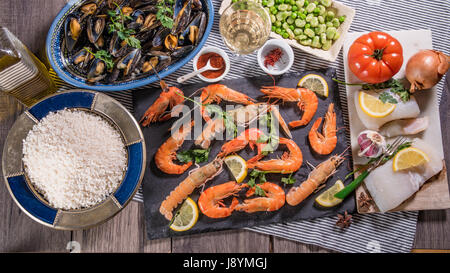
(0, 0), (449, 253)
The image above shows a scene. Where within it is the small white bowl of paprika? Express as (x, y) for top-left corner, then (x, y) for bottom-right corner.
(258, 39), (294, 75)
(192, 46), (230, 83)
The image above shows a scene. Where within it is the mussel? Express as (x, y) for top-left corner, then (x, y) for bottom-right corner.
(64, 14), (83, 52)
(178, 11), (206, 46)
(72, 47), (94, 70)
(86, 15), (106, 44)
(87, 58), (107, 83)
(171, 0), (192, 35)
(117, 48), (142, 77)
(141, 51), (171, 74)
(172, 45), (194, 59)
(164, 34), (178, 51)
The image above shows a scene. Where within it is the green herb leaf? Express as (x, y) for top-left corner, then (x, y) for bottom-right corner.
(254, 185), (266, 197)
(176, 148), (211, 164)
(84, 48), (115, 70)
(281, 173), (296, 185)
(379, 92), (398, 104)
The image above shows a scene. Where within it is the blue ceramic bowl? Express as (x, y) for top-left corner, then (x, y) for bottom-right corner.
(2, 90), (146, 229)
(46, 0), (214, 92)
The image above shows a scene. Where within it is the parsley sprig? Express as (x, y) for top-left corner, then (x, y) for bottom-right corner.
(84, 48), (114, 70)
(107, 3), (141, 49)
(177, 148), (210, 164)
(156, 0), (175, 29)
(247, 170), (268, 197)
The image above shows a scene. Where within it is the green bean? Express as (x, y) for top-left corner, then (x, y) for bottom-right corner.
(332, 31), (340, 40)
(295, 18), (306, 27)
(320, 0), (332, 8)
(312, 36), (322, 48)
(331, 18), (340, 28)
(310, 17), (319, 27)
(315, 24), (326, 34)
(305, 3), (316, 13)
(318, 5), (326, 15)
(283, 22), (290, 30)
(300, 38), (312, 46)
(294, 28), (303, 35)
(325, 10), (335, 21)
(317, 15), (325, 24)
(322, 39), (332, 50)
(326, 26), (337, 40)
(287, 4), (292, 11)
(297, 34), (308, 40)
(304, 28), (315, 38)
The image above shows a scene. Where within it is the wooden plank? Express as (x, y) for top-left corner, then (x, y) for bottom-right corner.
(272, 237), (336, 253)
(0, 0), (71, 252)
(172, 230), (271, 253)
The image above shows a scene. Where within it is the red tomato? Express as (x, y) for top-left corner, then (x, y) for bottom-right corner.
(348, 31), (403, 84)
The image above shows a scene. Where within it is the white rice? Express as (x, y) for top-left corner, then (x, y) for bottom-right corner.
(22, 109), (127, 210)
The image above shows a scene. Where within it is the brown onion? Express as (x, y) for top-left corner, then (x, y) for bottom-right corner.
(405, 49), (450, 93)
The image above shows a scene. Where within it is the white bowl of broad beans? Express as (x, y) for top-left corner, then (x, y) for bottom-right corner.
(220, 0), (355, 62)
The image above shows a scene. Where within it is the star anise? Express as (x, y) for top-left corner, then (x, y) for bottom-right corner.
(336, 211), (352, 229)
(358, 192), (373, 212)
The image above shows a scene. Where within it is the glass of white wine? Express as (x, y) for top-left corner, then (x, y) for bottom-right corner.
(219, 1), (272, 56)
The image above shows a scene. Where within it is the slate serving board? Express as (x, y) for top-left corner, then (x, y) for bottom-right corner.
(133, 68), (355, 240)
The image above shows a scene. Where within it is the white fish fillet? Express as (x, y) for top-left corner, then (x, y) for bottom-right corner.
(364, 138), (443, 212)
(379, 117), (429, 137)
(355, 90), (420, 130)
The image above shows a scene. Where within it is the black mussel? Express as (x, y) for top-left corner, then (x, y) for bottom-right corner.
(87, 15), (105, 44)
(135, 28), (157, 43)
(171, 45), (194, 59)
(192, 0), (202, 11)
(164, 34), (178, 51)
(72, 47), (94, 70)
(107, 0), (127, 9)
(87, 58), (107, 83)
(121, 6), (134, 16)
(172, 0), (192, 35)
(106, 67), (121, 83)
(109, 33), (129, 57)
(117, 48), (142, 76)
(80, 2), (98, 18)
(152, 28), (170, 48)
(94, 35), (105, 49)
(141, 13), (159, 32)
(127, 9), (145, 29)
(141, 52), (171, 74)
(178, 11), (205, 46)
(64, 14), (83, 52)
(196, 12), (206, 45)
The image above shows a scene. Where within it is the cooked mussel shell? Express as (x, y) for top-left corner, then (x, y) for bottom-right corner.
(72, 47), (94, 70)
(87, 15), (105, 44)
(172, 0), (192, 35)
(64, 14), (83, 52)
(80, 2), (98, 18)
(87, 58), (106, 82)
(192, 0), (202, 11)
(109, 33), (129, 57)
(171, 45), (194, 59)
(178, 11), (206, 46)
(141, 51), (171, 74)
(141, 13), (159, 32)
(152, 28), (170, 48)
(164, 34), (178, 51)
(117, 48), (142, 76)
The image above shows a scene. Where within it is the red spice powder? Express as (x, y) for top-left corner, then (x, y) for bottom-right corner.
(196, 52), (225, 79)
(264, 48), (283, 68)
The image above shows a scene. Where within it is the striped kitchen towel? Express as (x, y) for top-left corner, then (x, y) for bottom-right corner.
(50, 0), (450, 253)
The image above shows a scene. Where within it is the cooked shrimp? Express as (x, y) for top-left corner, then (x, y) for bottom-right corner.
(218, 128), (267, 161)
(247, 137), (303, 174)
(308, 103), (337, 155)
(234, 182), (285, 213)
(155, 121), (194, 175)
(159, 158), (223, 220)
(260, 86), (318, 128)
(140, 85), (184, 126)
(194, 118), (225, 149)
(200, 84), (255, 122)
(198, 181), (244, 218)
(286, 154), (344, 206)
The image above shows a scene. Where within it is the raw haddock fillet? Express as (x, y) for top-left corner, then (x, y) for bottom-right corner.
(355, 91), (420, 130)
(364, 138), (443, 212)
(379, 117), (429, 137)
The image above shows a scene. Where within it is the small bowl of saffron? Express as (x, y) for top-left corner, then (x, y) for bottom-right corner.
(193, 46), (230, 83)
(257, 39), (294, 76)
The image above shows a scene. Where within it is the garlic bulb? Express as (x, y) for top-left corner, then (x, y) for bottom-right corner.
(357, 130), (386, 158)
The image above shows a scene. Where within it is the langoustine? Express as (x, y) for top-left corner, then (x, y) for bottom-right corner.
(259, 86), (318, 128)
(159, 158), (223, 220)
(286, 154), (344, 206)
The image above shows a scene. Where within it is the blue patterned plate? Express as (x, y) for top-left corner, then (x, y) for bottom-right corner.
(46, 0), (214, 91)
(2, 90), (146, 229)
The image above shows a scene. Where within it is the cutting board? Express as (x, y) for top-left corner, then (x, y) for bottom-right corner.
(133, 69), (356, 239)
(342, 29), (450, 213)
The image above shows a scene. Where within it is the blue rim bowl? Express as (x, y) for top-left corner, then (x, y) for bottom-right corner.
(46, 0), (214, 92)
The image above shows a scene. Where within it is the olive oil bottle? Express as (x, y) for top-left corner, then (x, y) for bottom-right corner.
(0, 27), (56, 107)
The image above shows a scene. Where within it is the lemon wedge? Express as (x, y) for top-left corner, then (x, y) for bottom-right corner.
(298, 74), (329, 97)
(392, 147), (430, 172)
(224, 155), (248, 183)
(169, 197), (199, 232)
(315, 180), (345, 207)
(358, 91), (396, 118)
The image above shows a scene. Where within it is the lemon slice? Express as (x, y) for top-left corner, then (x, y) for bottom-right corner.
(315, 180), (345, 207)
(169, 197), (199, 232)
(392, 147), (430, 172)
(298, 74), (329, 97)
(358, 91), (396, 118)
(224, 155), (248, 183)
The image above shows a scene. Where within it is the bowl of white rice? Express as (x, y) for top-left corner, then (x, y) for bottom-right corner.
(2, 90), (146, 230)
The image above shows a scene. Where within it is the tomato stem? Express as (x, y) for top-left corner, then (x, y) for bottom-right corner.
(370, 48), (385, 61)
